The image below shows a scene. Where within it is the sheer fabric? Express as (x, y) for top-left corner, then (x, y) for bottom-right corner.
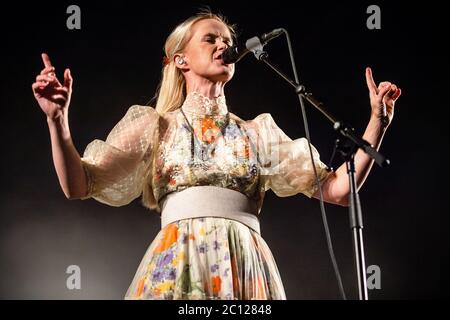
(81, 93), (330, 212)
(80, 92), (331, 299)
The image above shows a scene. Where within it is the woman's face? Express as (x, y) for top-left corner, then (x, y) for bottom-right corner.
(181, 19), (235, 83)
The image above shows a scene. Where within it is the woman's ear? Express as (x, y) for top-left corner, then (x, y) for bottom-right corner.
(174, 54), (188, 70)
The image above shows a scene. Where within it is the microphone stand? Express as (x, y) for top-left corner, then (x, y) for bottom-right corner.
(249, 43), (389, 300)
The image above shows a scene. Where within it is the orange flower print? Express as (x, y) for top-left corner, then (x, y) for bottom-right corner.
(135, 277), (146, 297)
(244, 141), (250, 159)
(153, 224), (178, 254)
(168, 176), (177, 186)
(200, 116), (221, 144)
(153, 287), (161, 296)
(212, 276), (222, 296)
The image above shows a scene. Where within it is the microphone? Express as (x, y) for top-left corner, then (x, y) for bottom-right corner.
(222, 28), (284, 64)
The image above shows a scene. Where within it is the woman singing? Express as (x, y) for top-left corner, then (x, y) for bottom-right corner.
(32, 11), (401, 300)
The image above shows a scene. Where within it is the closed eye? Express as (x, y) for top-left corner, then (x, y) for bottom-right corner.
(203, 34), (232, 46)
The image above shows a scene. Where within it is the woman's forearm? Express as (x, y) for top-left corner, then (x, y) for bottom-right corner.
(331, 116), (387, 205)
(353, 116), (387, 190)
(46, 110), (87, 199)
(314, 68), (400, 206)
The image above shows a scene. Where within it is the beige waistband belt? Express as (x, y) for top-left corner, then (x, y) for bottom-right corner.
(160, 186), (260, 234)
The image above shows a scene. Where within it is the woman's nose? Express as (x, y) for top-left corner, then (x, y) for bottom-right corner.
(217, 38), (229, 50)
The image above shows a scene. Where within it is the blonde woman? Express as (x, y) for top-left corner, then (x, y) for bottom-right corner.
(32, 11), (401, 300)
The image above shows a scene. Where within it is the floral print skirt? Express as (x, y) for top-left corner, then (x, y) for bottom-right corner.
(124, 217), (286, 300)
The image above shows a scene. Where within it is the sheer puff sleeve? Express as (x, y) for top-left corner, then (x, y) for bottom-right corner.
(80, 105), (159, 207)
(251, 113), (332, 198)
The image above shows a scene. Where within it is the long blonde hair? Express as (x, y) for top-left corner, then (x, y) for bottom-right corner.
(153, 11), (236, 115)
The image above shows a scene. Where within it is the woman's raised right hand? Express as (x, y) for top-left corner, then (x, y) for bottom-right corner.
(32, 53), (73, 120)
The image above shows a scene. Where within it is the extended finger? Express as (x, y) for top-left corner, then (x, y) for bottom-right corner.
(41, 53), (53, 68)
(365, 67), (378, 95)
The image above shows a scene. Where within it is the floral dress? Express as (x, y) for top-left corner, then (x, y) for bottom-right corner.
(80, 92), (331, 300)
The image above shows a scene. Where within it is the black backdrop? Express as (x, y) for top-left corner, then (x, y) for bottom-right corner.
(1, 0), (448, 299)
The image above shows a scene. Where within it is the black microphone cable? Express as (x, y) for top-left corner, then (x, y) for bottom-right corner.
(278, 28), (347, 300)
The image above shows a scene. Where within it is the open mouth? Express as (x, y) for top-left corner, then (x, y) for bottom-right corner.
(214, 53), (231, 66)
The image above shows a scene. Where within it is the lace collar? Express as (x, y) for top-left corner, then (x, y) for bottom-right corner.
(181, 91), (228, 116)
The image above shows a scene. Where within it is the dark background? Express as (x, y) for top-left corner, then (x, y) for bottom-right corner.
(1, 0), (448, 299)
